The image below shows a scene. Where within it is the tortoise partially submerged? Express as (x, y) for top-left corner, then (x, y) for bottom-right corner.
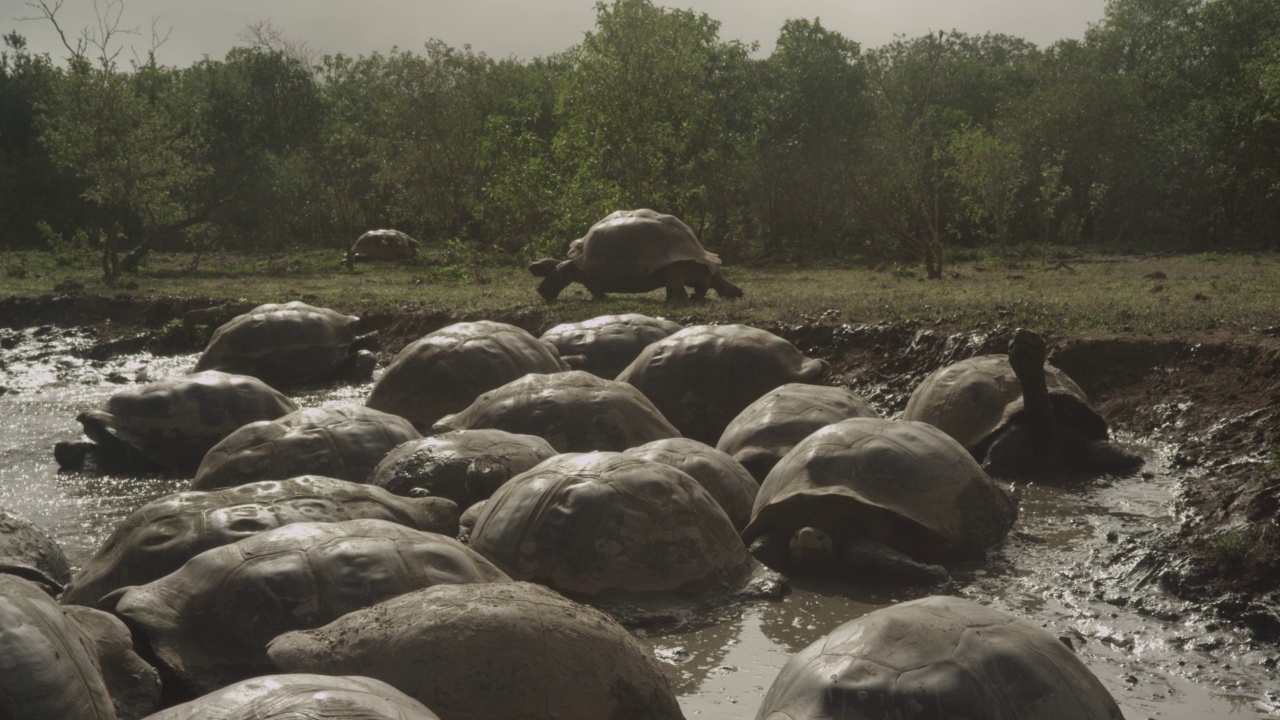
(529, 209), (743, 302)
(193, 404), (421, 490)
(143, 674), (440, 720)
(0, 507), (71, 594)
(56, 371), (297, 475)
(622, 438), (759, 532)
(62, 476), (459, 610)
(268, 582), (685, 720)
(366, 321), (566, 431)
(434, 371), (680, 453)
(744, 418), (1018, 584)
(113, 519), (511, 694)
(903, 329), (1142, 477)
(717, 383), (880, 484)
(368, 429), (557, 510)
(539, 313), (683, 378)
(349, 228), (419, 262)
(617, 324), (829, 444)
(193, 301), (376, 388)
(755, 595), (1123, 719)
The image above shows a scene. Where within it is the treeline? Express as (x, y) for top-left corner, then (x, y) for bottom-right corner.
(2, 0), (1278, 278)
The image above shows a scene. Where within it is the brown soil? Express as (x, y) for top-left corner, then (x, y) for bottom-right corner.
(3, 293), (1277, 638)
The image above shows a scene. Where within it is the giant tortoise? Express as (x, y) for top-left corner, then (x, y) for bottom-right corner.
(350, 228), (420, 262)
(902, 329), (1141, 477)
(743, 418), (1018, 583)
(62, 476), (459, 610)
(366, 321), (566, 431)
(193, 301), (375, 387)
(539, 314), (684, 378)
(0, 507), (71, 594)
(192, 404), (421, 490)
(113, 519), (510, 694)
(622, 437), (759, 532)
(61, 604), (162, 720)
(617, 324), (829, 444)
(55, 371), (297, 475)
(143, 674), (440, 720)
(529, 209), (742, 302)
(755, 595), (1123, 719)
(268, 582), (685, 720)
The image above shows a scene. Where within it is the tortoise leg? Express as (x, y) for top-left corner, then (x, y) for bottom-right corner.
(665, 283), (690, 302)
(536, 260), (579, 302)
(843, 538), (949, 585)
(747, 533), (790, 572)
(1008, 328), (1058, 452)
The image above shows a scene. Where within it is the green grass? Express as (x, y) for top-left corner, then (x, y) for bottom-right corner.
(3, 249), (1280, 334)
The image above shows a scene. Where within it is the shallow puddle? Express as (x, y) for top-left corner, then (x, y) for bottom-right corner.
(0, 335), (1276, 718)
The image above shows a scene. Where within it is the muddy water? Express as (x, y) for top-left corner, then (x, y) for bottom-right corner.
(1, 329), (1276, 718)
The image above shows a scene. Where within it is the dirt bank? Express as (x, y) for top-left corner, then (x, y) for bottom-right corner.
(4, 293), (1277, 639)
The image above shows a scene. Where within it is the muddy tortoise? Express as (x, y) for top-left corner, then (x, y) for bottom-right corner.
(193, 301), (375, 387)
(62, 604), (162, 720)
(192, 404), (421, 490)
(616, 324), (829, 444)
(743, 418), (1018, 584)
(350, 228), (420, 262)
(144, 674), (440, 720)
(368, 429), (557, 510)
(755, 595), (1123, 720)
(469, 451), (781, 602)
(62, 475), (459, 610)
(268, 582), (684, 720)
(366, 321), (566, 431)
(113, 518), (510, 695)
(55, 371), (298, 476)
(903, 329), (1141, 477)
(622, 437), (759, 532)
(0, 507), (71, 594)
(717, 383), (880, 483)
(529, 209), (743, 302)
(539, 313), (684, 378)
(434, 371), (680, 453)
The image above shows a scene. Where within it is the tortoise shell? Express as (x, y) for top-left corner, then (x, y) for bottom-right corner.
(350, 228), (419, 262)
(622, 437), (759, 532)
(0, 507), (71, 594)
(539, 313), (683, 379)
(63, 604), (162, 720)
(143, 674), (439, 720)
(572, 209), (722, 282)
(194, 301), (362, 388)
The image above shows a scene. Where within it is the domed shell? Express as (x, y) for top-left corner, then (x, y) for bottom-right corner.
(469, 452), (767, 598)
(62, 476), (459, 610)
(368, 429), (557, 509)
(755, 595), (1123, 720)
(143, 674), (440, 720)
(366, 321), (565, 431)
(62, 605), (162, 720)
(745, 418), (1017, 563)
(573, 209), (721, 281)
(351, 228), (419, 262)
(0, 507), (71, 593)
(193, 405), (421, 490)
(114, 519), (510, 695)
(194, 302), (361, 388)
(0, 575), (117, 720)
(539, 313), (683, 379)
(268, 582), (683, 720)
(434, 371), (680, 453)
(623, 437), (759, 532)
(717, 383), (879, 483)
(617, 324), (829, 444)
(902, 354), (1089, 453)
(76, 371), (298, 474)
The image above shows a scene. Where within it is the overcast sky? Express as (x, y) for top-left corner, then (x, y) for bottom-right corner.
(8, 0), (1109, 67)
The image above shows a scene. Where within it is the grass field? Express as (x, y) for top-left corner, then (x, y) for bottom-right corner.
(3, 249), (1278, 335)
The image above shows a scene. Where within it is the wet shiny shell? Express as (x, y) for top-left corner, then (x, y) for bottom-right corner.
(76, 371), (298, 474)
(63, 605), (162, 720)
(0, 507), (71, 593)
(469, 452), (759, 597)
(744, 418), (1018, 563)
(366, 321), (565, 431)
(193, 302), (360, 387)
(434, 371), (680, 453)
(755, 595), (1123, 720)
(623, 437), (759, 532)
(717, 383), (879, 484)
(193, 405), (421, 490)
(268, 582), (684, 720)
(539, 313), (683, 379)
(144, 674), (440, 720)
(114, 519), (510, 695)
(0, 575), (117, 720)
(62, 476), (459, 610)
(368, 429), (557, 509)
(902, 354), (1091, 452)
(617, 324), (829, 444)
(571, 208), (722, 283)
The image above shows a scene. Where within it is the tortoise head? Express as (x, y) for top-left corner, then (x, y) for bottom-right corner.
(1007, 328), (1057, 448)
(788, 526), (838, 572)
(527, 258), (560, 277)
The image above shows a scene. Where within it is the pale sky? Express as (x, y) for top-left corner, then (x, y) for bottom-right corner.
(6, 0), (1109, 67)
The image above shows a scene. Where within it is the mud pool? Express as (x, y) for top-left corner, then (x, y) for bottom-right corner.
(1, 326), (1277, 718)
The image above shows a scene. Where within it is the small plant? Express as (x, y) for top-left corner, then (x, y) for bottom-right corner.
(4, 254), (30, 279)
(37, 222), (95, 268)
(1207, 528), (1251, 568)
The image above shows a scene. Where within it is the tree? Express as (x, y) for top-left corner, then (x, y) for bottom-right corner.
(945, 125), (1027, 250)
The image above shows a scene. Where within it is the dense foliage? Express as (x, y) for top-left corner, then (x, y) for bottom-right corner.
(2, 0), (1278, 279)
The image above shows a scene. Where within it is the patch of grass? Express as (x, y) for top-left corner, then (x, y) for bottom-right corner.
(1203, 525), (1280, 577)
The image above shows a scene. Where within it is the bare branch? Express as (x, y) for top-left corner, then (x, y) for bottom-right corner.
(19, 0), (87, 61)
(237, 18), (319, 68)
